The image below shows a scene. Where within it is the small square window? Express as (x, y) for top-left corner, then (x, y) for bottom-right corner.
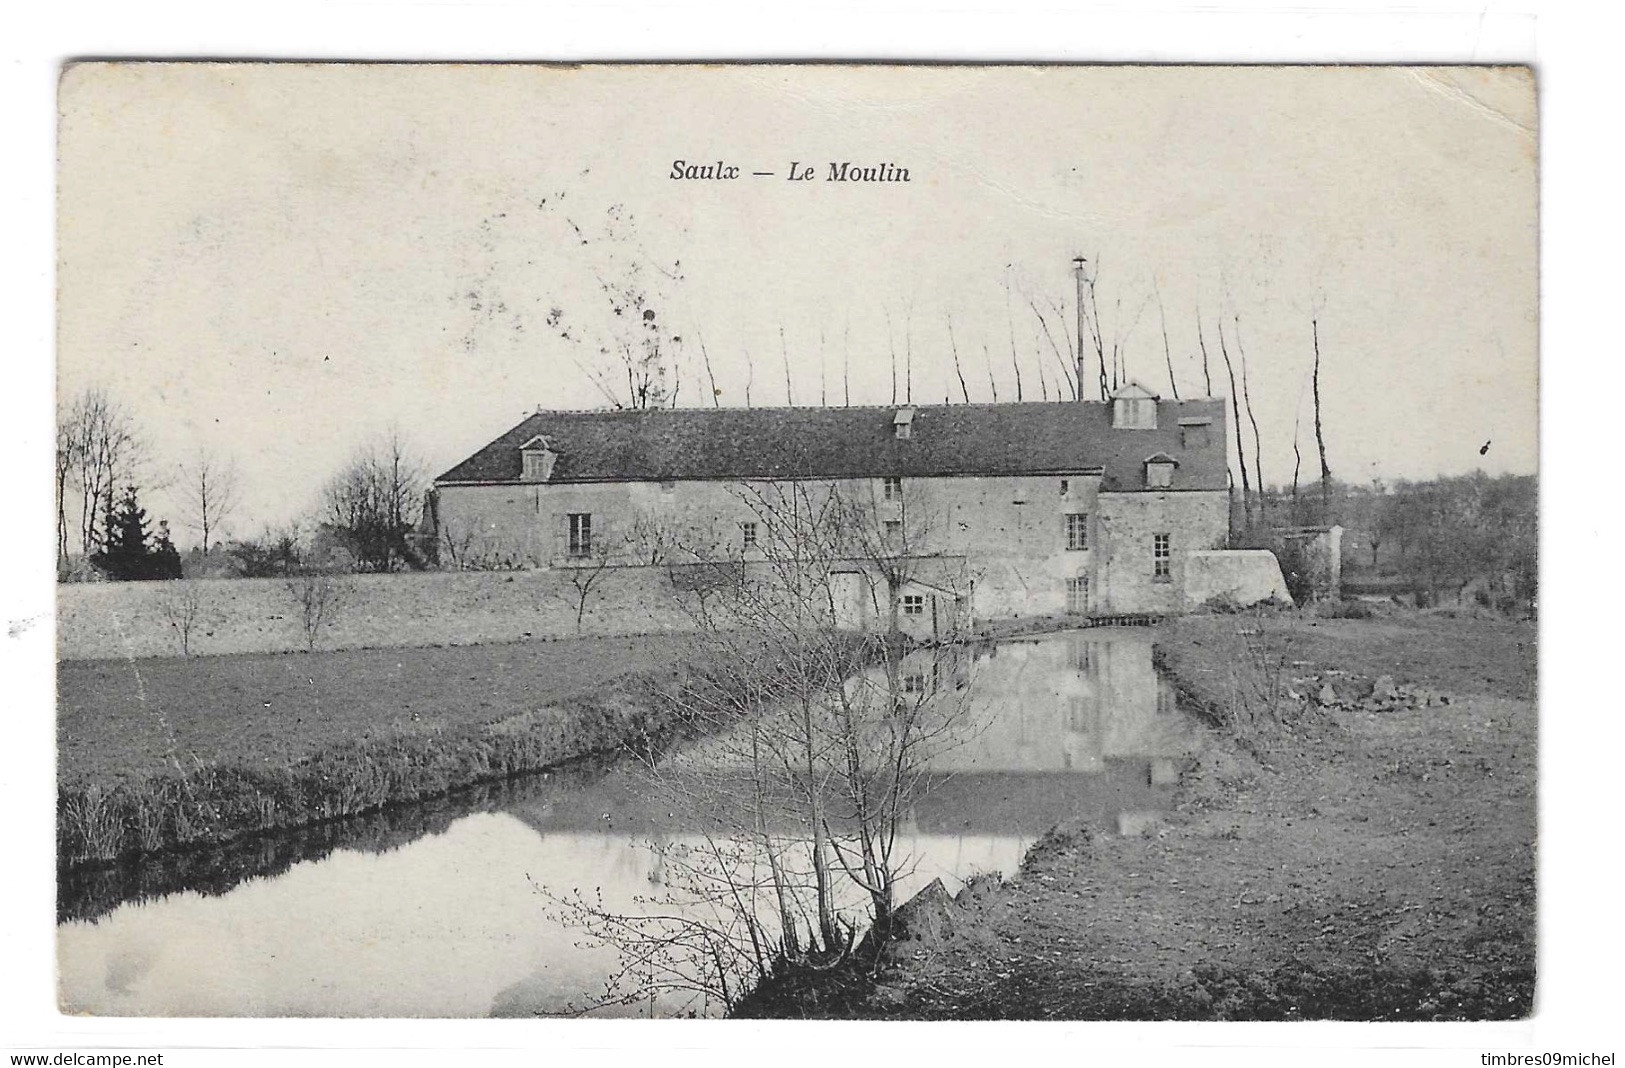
(1180, 424), (1211, 449)
(902, 671), (928, 693)
(893, 409), (915, 440)
(902, 594), (925, 616)
(1146, 463), (1173, 489)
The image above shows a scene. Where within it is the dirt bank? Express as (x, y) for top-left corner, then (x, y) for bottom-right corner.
(736, 610), (1536, 1020)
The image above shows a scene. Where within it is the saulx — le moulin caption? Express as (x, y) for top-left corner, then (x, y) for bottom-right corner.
(670, 159), (912, 182)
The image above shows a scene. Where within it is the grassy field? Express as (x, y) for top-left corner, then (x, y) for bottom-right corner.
(56, 635), (705, 866)
(58, 635), (696, 788)
(738, 609), (1537, 1020)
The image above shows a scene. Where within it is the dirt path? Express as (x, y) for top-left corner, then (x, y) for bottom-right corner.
(738, 611), (1536, 1020)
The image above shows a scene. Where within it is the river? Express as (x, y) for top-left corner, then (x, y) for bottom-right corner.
(57, 628), (1200, 1018)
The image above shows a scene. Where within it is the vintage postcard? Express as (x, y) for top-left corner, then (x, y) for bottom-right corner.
(54, 63), (1536, 1020)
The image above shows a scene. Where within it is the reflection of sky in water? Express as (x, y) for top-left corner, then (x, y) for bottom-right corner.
(59, 629), (1199, 1018)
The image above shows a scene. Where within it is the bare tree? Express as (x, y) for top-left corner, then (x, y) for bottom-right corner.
(437, 518), (529, 572)
(1290, 383), (1306, 524)
(551, 478), (973, 1013)
(287, 571), (345, 651)
(1194, 302), (1214, 396)
(842, 317), (852, 407)
(625, 509), (686, 567)
(818, 328), (827, 407)
(779, 326), (795, 405)
(178, 449), (242, 554)
(57, 387), (143, 563)
(1233, 315), (1266, 526)
(1155, 281), (1180, 400)
(1028, 297), (1078, 400)
(537, 203), (685, 410)
(1002, 277), (1024, 402)
(320, 430), (428, 573)
(1312, 317), (1333, 522)
(227, 524), (305, 578)
(696, 328), (722, 407)
(1216, 318), (1254, 531)
(904, 307), (915, 404)
(946, 316), (971, 403)
(156, 581), (215, 657)
(885, 308), (898, 405)
(559, 540), (617, 636)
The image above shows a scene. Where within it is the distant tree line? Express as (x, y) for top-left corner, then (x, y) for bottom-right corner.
(1242, 473), (1536, 612)
(57, 385), (436, 583)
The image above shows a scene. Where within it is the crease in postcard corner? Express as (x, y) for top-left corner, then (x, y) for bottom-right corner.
(1407, 68), (1536, 141)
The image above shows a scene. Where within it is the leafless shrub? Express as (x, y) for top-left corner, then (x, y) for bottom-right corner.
(1201, 611), (1302, 750)
(286, 571), (346, 651)
(156, 580), (214, 656)
(437, 520), (532, 572)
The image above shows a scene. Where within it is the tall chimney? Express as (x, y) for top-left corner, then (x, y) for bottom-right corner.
(1072, 257), (1088, 401)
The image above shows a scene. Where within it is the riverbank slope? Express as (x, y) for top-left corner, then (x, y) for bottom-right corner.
(57, 635), (710, 868)
(736, 609), (1536, 1020)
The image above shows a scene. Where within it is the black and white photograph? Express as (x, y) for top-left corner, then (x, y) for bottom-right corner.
(45, 60), (1540, 1029)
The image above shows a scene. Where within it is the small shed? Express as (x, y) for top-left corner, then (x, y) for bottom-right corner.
(829, 567), (964, 641)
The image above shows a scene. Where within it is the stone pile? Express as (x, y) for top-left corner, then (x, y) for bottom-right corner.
(1290, 672), (1451, 713)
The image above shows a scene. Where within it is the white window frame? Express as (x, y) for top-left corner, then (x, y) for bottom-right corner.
(883, 476), (903, 502)
(902, 594), (925, 616)
(1066, 575), (1090, 614)
(567, 513), (593, 558)
(1113, 397), (1158, 430)
(741, 521), (758, 549)
(1065, 512), (1089, 551)
(1153, 532), (1172, 581)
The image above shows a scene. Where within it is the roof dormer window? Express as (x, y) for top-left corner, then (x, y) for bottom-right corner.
(519, 435), (558, 483)
(1143, 452), (1178, 489)
(1111, 382), (1159, 430)
(893, 408), (915, 440)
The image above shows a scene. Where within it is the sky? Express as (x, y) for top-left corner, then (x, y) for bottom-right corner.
(57, 63), (1537, 543)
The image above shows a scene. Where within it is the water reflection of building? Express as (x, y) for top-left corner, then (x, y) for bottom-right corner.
(501, 631), (1197, 842)
(923, 631), (1190, 775)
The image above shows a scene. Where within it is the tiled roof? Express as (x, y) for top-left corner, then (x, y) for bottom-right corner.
(435, 400), (1229, 492)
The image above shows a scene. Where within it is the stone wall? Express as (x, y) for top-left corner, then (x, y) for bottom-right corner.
(57, 568), (697, 662)
(1183, 550), (1293, 608)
